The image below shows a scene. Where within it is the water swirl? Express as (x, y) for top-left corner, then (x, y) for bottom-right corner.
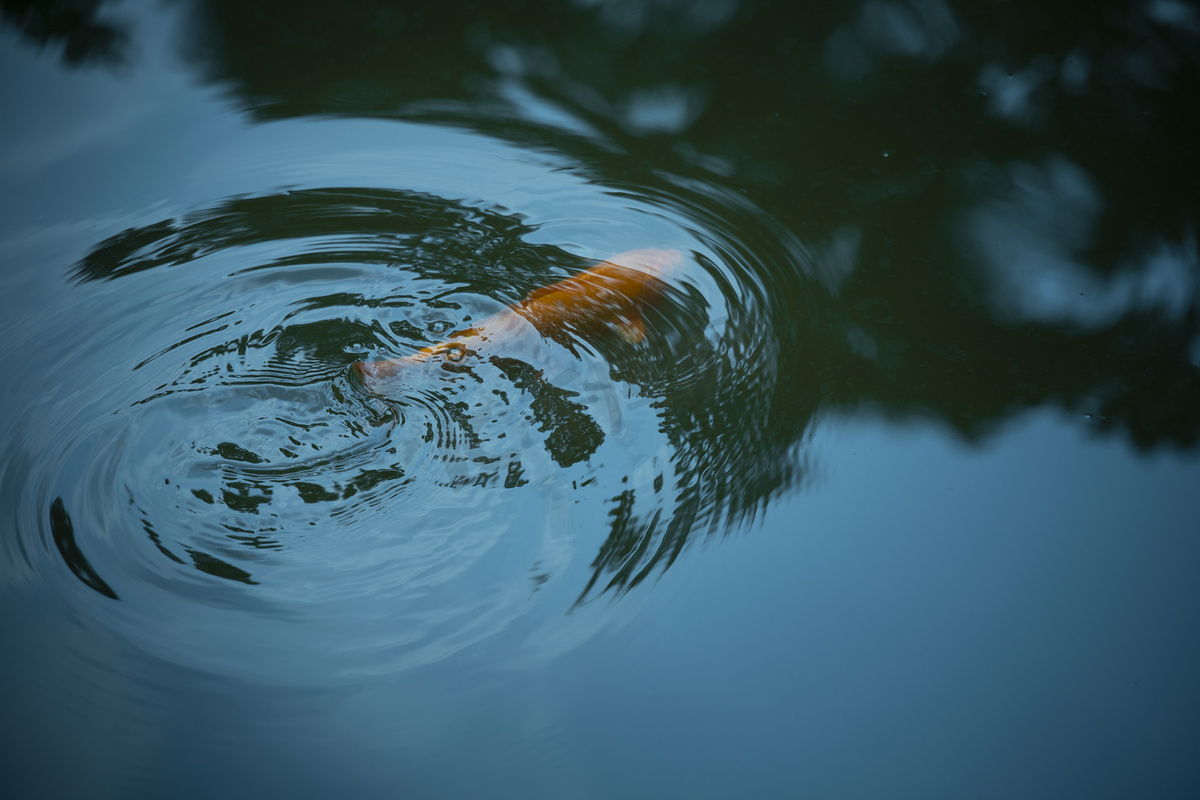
(1, 171), (822, 679)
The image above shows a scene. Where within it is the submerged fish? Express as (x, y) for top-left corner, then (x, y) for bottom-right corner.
(353, 248), (683, 391)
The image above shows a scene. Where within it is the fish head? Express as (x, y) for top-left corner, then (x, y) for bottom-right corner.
(352, 330), (484, 393)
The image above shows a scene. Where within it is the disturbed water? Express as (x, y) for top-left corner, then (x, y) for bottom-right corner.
(2, 2), (1199, 798)
(3, 120), (822, 681)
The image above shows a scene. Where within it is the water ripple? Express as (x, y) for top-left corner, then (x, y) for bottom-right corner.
(1, 178), (822, 680)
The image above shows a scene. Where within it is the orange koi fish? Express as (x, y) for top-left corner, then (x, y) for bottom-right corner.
(353, 248), (683, 390)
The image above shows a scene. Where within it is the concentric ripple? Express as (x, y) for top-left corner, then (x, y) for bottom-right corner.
(1, 173), (824, 680)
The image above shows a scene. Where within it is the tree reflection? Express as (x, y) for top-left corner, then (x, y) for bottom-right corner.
(52, 0), (1200, 596)
(164, 0), (1200, 432)
(0, 0), (127, 65)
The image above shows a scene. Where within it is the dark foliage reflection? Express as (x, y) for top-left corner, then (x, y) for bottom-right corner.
(7, 1), (1194, 446)
(12, 0), (1199, 601)
(0, 0), (128, 65)
(165, 0), (1200, 450)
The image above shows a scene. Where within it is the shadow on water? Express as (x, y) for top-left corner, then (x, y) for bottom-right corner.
(13, 0), (1200, 601)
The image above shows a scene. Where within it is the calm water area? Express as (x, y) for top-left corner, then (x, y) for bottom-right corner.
(2, 1), (1199, 797)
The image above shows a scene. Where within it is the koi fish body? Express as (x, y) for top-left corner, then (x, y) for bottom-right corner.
(352, 248), (683, 392)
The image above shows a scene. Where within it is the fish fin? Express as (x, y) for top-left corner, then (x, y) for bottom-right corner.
(612, 313), (645, 344)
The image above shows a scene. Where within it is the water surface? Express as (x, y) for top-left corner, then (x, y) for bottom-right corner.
(2, 1), (1198, 798)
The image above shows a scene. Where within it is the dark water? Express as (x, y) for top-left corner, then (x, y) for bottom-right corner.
(2, 1), (1199, 798)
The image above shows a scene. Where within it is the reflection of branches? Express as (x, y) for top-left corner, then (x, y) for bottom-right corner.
(170, 0), (1200, 458)
(69, 150), (1198, 608)
(187, 548), (259, 585)
(1, 0), (128, 65)
(580, 489), (664, 599)
(579, 266), (809, 600)
(35, 0), (1200, 601)
(492, 357), (605, 467)
(177, 0), (1200, 248)
(821, 304), (1200, 449)
(72, 187), (562, 288)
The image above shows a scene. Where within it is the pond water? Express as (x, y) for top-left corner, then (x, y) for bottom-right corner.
(2, 1), (1198, 798)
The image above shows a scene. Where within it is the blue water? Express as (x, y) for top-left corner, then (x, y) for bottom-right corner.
(2, 2), (1199, 798)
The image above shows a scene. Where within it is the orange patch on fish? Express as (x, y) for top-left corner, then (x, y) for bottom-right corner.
(352, 248), (683, 390)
